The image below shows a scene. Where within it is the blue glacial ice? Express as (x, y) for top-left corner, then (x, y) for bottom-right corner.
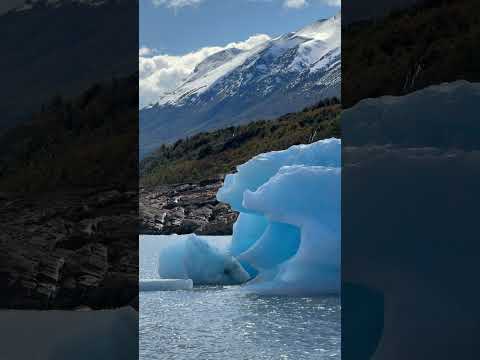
(156, 234), (251, 285)
(151, 138), (341, 295)
(217, 137), (340, 214)
(217, 138), (341, 295)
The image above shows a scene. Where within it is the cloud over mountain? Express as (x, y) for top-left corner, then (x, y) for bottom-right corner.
(139, 34), (270, 107)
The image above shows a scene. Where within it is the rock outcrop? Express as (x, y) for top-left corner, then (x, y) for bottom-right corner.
(140, 178), (238, 235)
(0, 188), (138, 309)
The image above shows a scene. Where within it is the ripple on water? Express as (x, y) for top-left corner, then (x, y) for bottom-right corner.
(140, 287), (340, 360)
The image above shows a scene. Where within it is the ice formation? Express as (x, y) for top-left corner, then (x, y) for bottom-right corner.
(217, 138), (341, 295)
(156, 234), (251, 286)
(149, 138), (340, 294)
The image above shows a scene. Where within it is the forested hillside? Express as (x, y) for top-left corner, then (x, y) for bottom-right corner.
(343, 0), (480, 107)
(0, 75), (138, 192)
(140, 99), (340, 186)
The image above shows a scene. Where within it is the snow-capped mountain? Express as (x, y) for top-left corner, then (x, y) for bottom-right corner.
(140, 14), (341, 157)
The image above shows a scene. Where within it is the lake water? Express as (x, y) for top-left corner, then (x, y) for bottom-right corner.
(140, 235), (341, 360)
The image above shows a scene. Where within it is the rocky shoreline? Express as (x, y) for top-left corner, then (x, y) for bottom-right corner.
(0, 177), (237, 309)
(0, 188), (138, 310)
(140, 177), (238, 236)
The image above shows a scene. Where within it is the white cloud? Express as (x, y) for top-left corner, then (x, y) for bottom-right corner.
(326, 0), (341, 5)
(225, 34), (272, 50)
(152, 0), (203, 9)
(283, 0), (340, 9)
(284, 0), (308, 8)
(139, 47), (157, 57)
(153, 0), (339, 10)
(139, 34), (270, 108)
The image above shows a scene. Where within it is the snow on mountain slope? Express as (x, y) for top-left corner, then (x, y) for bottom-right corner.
(157, 46), (260, 107)
(157, 14), (340, 108)
(140, 14), (341, 157)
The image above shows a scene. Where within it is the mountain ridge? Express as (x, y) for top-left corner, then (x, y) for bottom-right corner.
(140, 14), (341, 157)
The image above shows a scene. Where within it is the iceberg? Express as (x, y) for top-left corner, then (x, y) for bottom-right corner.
(218, 138), (341, 295)
(148, 139), (341, 295)
(217, 137), (340, 213)
(157, 234), (251, 286)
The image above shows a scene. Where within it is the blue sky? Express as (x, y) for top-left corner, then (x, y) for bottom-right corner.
(140, 0), (340, 55)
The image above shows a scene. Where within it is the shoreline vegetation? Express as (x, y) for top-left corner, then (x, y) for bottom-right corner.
(139, 99), (340, 235)
(0, 75), (138, 193)
(140, 98), (340, 188)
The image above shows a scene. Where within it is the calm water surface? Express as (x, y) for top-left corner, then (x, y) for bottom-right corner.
(140, 236), (340, 360)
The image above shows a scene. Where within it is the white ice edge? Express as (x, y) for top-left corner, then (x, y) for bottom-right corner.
(140, 279), (193, 291)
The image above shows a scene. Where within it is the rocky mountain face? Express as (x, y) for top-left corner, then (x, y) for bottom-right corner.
(140, 14), (341, 157)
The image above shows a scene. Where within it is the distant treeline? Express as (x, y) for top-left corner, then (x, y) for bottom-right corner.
(343, 0), (480, 107)
(140, 98), (341, 187)
(0, 75), (138, 192)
